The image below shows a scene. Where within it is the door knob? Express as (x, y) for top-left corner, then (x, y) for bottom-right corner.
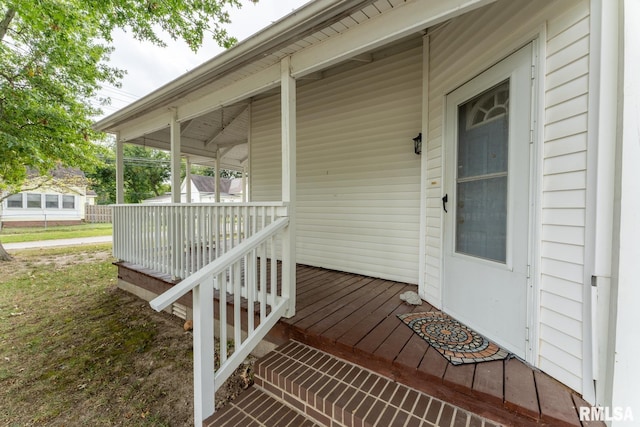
(442, 194), (448, 213)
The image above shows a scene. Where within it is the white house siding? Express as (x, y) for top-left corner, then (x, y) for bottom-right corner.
(251, 43), (423, 284)
(424, 0), (590, 394)
(539, 0), (591, 393)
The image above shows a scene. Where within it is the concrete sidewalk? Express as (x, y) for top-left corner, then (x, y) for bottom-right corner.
(3, 235), (112, 250)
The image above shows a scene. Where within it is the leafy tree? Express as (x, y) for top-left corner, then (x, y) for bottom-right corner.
(87, 143), (171, 204)
(0, 0), (249, 260)
(122, 145), (171, 203)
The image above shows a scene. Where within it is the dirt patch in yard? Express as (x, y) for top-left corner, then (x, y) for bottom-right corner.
(0, 245), (255, 426)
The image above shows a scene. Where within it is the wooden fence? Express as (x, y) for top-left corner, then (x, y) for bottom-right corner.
(85, 204), (112, 223)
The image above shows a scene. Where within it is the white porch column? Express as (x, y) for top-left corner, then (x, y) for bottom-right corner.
(418, 33), (430, 303)
(185, 157), (192, 203)
(115, 133), (124, 204)
(607, 1), (640, 424)
(281, 56), (296, 318)
(170, 108), (182, 203)
(214, 152), (221, 203)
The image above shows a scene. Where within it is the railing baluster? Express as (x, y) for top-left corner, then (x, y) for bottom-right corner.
(270, 235), (277, 308)
(233, 261), (242, 350)
(219, 270), (227, 365)
(260, 241), (267, 322)
(247, 249), (255, 333)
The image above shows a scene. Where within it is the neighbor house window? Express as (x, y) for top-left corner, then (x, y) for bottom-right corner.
(6, 194), (23, 209)
(45, 194), (59, 209)
(27, 193), (42, 208)
(62, 195), (75, 209)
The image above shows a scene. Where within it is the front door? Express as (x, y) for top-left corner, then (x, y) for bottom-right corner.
(443, 44), (534, 359)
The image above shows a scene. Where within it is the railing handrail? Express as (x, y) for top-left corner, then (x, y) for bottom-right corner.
(111, 201), (287, 209)
(150, 216), (290, 312)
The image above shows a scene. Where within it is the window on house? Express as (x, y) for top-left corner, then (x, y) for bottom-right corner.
(6, 194), (23, 209)
(62, 195), (75, 209)
(27, 193), (42, 208)
(45, 194), (59, 209)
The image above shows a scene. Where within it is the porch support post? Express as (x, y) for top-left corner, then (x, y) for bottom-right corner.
(115, 133), (124, 204)
(607, 0), (640, 422)
(215, 152), (221, 203)
(418, 33), (430, 303)
(170, 108), (182, 203)
(185, 157), (192, 203)
(281, 56), (296, 318)
(192, 277), (215, 426)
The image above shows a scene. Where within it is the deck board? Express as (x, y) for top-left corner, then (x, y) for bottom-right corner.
(472, 360), (504, 405)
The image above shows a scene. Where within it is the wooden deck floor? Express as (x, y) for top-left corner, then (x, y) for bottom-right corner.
(269, 264), (596, 427)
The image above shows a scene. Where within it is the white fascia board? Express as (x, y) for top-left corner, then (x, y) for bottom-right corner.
(291, 0), (495, 78)
(178, 63), (281, 122)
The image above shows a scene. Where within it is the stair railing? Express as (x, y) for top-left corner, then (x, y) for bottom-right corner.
(150, 216), (291, 426)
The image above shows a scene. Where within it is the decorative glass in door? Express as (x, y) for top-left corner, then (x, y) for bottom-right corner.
(455, 80), (509, 263)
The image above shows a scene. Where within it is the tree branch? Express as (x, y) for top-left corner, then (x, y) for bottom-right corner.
(0, 8), (16, 42)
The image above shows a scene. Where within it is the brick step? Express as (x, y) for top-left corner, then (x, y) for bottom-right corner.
(253, 341), (500, 427)
(204, 386), (323, 427)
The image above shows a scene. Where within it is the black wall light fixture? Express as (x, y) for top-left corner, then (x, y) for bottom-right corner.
(413, 133), (422, 155)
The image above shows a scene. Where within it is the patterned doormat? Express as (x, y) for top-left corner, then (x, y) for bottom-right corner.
(397, 311), (510, 365)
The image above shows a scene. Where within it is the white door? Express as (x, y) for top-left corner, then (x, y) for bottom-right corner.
(443, 44), (534, 359)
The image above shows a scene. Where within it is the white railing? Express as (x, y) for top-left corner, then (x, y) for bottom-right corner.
(150, 217), (291, 426)
(112, 202), (287, 279)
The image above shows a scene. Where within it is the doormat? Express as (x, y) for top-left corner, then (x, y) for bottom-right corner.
(397, 311), (510, 365)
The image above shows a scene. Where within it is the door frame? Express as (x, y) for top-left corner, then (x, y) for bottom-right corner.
(439, 41), (541, 364)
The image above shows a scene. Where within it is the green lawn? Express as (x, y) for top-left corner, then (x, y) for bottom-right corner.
(0, 244), (195, 426)
(0, 223), (112, 243)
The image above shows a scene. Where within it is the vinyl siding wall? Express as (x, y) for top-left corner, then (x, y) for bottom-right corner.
(251, 45), (423, 284)
(425, 0), (590, 393)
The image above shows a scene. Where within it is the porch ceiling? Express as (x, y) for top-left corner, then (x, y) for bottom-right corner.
(124, 102), (250, 170)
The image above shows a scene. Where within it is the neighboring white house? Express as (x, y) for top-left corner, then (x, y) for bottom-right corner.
(95, 0), (640, 423)
(141, 174), (243, 204)
(1, 168), (91, 227)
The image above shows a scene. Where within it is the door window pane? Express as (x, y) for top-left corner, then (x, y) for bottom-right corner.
(455, 81), (509, 263)
(27, 193), (42, 208)
(7, 194), (23, 208)
(46, 195), (59, 209)
(62, 195), (75, 209)
(456, 177), (507, 262)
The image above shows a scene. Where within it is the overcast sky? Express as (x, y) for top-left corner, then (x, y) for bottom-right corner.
(96, 0), (310, 119)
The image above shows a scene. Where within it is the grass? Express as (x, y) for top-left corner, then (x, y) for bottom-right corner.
(0, 244), (196, 426)
(0, 223), (112, 243)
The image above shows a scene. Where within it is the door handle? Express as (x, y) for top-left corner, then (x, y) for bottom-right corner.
(442, 194), (448, 213)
